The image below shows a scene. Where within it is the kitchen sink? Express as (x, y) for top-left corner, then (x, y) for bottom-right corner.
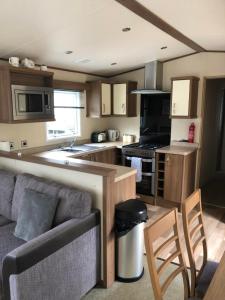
(60, 144), (105, 153)
(59, 147), (84, 153)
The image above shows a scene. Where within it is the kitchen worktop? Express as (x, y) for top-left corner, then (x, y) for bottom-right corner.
(34, 141), (128, 160)
(31, 141), (136, 182)
(156, 145), (197, 156)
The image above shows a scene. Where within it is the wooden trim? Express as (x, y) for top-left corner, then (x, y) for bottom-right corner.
(0, 57), (108, 79)
(115, 0), (205, 52)
(53, 79), (90, 91)
(0, 151), (116, 177)
(110, 66), (145, 78)
(162, 52), (198, 63)
(205, 50), (225, 53)
(170, 76), (199, 81)
(102, 175), (115, 288)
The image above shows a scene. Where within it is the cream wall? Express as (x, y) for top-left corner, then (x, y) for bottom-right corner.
(0, 62), (108, 150)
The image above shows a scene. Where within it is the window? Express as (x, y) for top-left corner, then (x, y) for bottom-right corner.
(47, 90), (81, 140)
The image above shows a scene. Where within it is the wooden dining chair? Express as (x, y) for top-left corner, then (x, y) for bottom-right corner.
(144, 208), (198, 300)
(182, 189), (218, 298)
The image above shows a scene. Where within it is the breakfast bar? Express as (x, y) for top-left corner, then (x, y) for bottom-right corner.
(0, 149), (136, 288)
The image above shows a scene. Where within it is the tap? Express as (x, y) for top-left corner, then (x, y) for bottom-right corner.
(69, 137), (77, 148)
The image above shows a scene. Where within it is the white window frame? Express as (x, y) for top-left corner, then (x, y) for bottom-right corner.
(46, 90), (82, 142)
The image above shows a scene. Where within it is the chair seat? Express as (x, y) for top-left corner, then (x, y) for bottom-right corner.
(196, 260), (219, 297)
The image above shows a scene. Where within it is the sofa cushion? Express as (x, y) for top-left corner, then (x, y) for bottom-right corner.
(0, 169), (16, 220)
(14, 189), (59, 241)
(12, 174), (61, 221)
(55, 187), (92, 225)
(0, 215), (11, 227)
(0, 223), (25, 281)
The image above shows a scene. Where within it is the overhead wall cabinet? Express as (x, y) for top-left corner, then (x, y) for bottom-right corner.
(0, 66), (54, 123)
(171, 76), (199, 118)
(112, 82), (137, 117)
(86, 80), (137, 118)
(86, 81), (111, 118)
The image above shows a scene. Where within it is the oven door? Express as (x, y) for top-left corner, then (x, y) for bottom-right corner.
(12, 85), (53, 120)
(124, 156), (155, 195)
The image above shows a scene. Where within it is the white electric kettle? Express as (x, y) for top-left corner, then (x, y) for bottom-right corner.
(108, 129), (120, 142)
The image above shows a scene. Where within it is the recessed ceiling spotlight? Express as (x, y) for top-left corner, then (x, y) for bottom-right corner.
(65, 50), (73, 54)
(161, 46), (167, 50)
(111, 62), (117, 66)
(75, 58), (91, 64)
(122, 27), (131, 32)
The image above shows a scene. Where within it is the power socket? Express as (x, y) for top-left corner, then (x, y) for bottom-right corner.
(10, 142), (15, 150)
(21, 140), (28, 148)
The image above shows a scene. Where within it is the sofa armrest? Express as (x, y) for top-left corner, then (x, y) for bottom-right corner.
(2, 210), (100, 300)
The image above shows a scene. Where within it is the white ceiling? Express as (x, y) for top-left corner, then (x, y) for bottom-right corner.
(0, 0), (224, 76)
(139, 0), (225, 51)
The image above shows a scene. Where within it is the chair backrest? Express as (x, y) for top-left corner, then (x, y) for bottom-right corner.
(182, 189), (207, 296)
(144, 208), (190, 300)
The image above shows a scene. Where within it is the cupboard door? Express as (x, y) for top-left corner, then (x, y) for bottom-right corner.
(164, 154), (184, 203)
(113, 83), (127, 115)
(101, 83), (111, 115)
(171, 80), (190, 117)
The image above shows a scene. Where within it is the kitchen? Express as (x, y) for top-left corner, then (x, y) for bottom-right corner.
(0, 0), (224, 299)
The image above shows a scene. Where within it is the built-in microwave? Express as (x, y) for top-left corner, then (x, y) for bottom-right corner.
(11, 84), (54, 121)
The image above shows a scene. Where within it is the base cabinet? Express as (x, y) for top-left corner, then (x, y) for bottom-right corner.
(79, 148), (116, 164)
(155, 150), (197, 207)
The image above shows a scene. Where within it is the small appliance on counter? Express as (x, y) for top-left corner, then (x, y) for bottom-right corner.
(108, 129), (120, 142)
(91, 131), (107, 143)
(123, 134), (135, 144)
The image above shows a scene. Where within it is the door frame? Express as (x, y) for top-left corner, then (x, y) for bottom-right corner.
(198, 75), (225, 187)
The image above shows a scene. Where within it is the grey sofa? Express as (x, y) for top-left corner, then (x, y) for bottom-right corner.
(0, 169), (100, 300)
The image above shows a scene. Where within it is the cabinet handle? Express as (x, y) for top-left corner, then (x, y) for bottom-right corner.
(172, 103), (176, 114)
(103, 104), (105, 113)
(122, 103), (125, 113)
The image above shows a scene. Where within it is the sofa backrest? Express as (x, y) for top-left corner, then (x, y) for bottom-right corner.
(11, 173), (92, 224)
(0, 169), (16, 220)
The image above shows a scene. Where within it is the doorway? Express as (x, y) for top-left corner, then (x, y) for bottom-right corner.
(200, 77), (225, 207)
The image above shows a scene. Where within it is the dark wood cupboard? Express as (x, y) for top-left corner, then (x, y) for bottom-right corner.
(79, 148), (117, 164)
(0, 66), (54, 123)
(112, 81), (137, 117)
(155, 150), (197, 208)
(171, 76), (199, 118)
(86, 80), (137, 118)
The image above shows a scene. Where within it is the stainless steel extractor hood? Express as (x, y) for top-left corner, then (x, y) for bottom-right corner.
(132, 61), (169, 94)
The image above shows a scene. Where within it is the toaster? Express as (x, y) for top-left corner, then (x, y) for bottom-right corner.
(91, 131), (107, 143)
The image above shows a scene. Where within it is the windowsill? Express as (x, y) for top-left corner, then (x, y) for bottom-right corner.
(46, 135), (81, 144)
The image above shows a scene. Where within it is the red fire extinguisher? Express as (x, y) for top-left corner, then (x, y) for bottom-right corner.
(188, 123), (195, 143)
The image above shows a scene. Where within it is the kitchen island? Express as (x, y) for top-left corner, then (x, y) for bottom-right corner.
(0, 143), (136, 288)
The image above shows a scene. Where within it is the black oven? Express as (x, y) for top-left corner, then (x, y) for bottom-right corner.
(123, 155), (155, 196)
